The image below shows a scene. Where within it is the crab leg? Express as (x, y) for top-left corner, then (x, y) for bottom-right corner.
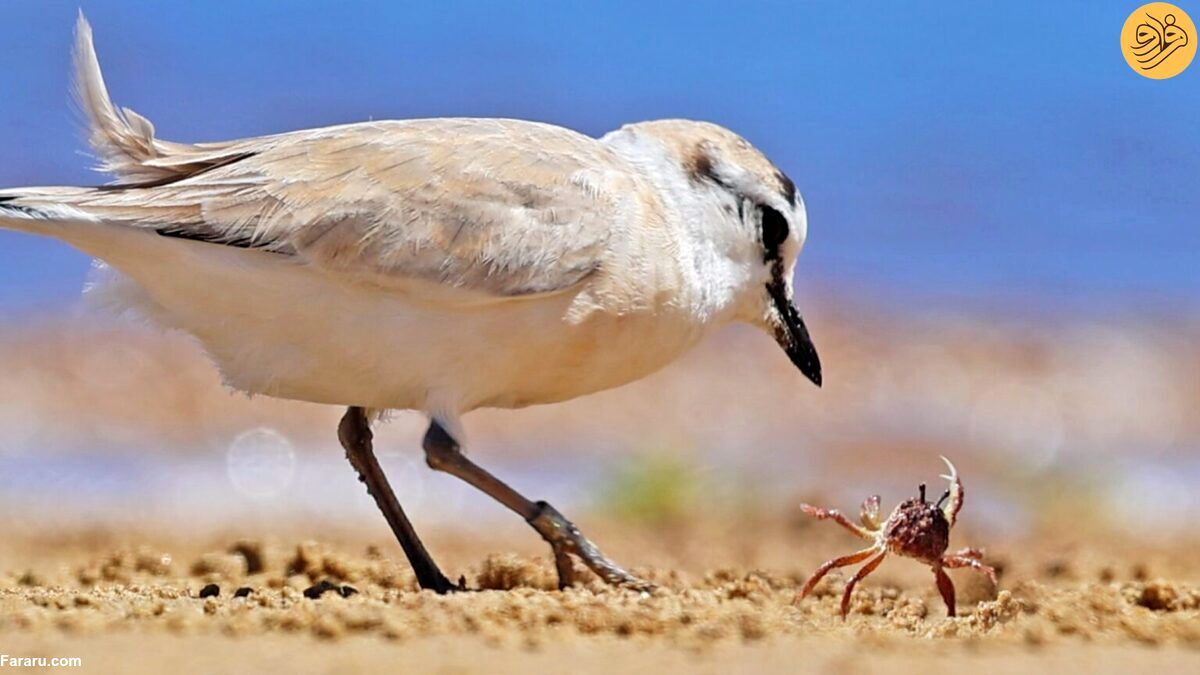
(933, 564), (957, 617)
(795, 545), (881, 604)
(839, 551), (888, 619)
(943, 553), (998, 585)
(800, 504), (875, 539)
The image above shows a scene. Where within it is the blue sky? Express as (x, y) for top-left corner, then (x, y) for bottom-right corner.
(1, 1), (1196, 314)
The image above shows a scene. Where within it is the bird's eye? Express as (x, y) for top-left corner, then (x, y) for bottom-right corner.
(760, 205), (789, 258)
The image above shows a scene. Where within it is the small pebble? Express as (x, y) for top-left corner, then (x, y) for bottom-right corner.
(302, 579), (359, 599)
(303, 579), (340, 599)
(234, 587), (253, 598)
(198, 583), (220, 598)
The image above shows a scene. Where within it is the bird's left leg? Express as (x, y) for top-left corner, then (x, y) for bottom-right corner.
(339, 407), (457, 593)
(421, 420), (652, 591)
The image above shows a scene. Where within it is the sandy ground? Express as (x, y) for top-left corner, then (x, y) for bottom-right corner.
(0, 318), (1197, 673)
(1, 517), (1198, 674)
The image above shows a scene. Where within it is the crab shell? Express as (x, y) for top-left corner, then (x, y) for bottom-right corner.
(882, 499), (951, 563)
(880, 456), (964, 563)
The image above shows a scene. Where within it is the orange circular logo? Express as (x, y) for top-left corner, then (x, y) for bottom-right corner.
(1122, 3), (1196, 79)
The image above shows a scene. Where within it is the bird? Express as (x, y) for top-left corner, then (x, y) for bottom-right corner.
(0, 14), (821, 592)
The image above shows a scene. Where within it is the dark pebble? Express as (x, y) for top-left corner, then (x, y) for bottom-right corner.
(198, 583), (220, 598)
(1043, 561), (1070, 578)
(303, 579), (340, 599)
(339, 585), (359, 598)
(234, 586), (253, 598)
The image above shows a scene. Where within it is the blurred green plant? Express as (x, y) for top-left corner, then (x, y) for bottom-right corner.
(596, 452), (700, 526)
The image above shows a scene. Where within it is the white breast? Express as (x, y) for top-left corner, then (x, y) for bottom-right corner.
(83, 225), (707, 419)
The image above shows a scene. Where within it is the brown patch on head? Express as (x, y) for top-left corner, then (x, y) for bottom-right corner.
(622, 120), (777, 184)
(617, 120), (799, 211)
(686, 145), (717, 184)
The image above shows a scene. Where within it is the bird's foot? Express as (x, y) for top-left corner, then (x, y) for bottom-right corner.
(417, 570), (466, 594)
(527, 501), (654, 592)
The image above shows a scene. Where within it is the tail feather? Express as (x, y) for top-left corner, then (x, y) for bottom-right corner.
(0, 188), (99, 235)
(2, 14), (249, 237)
(72, 12), (233, 186)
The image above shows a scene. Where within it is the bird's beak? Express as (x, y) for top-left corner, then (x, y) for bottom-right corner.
(766, 277), (822, 387)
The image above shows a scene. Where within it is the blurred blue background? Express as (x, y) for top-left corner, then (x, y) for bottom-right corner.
(0, 0), (1196, 315)
(0, 2), (1198, 544)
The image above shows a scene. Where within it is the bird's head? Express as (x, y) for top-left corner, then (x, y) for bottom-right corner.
(603, 120), (821, 387)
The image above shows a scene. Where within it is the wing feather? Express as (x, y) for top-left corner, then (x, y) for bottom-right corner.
(18, 15), (632, 302)
(66, 119), (627, 298)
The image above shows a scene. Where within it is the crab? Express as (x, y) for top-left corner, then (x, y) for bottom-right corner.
(794, 457), (997, 618)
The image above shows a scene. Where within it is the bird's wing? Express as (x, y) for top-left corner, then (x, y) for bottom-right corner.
(64, 119), (630, 299)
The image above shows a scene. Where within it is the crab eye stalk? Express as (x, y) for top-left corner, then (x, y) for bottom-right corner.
(918, 483), (927, 503)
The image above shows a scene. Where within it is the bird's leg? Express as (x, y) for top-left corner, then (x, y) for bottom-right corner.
(933, 564), (957, 617)
(339, 407), (457, 593)
(838, 551), (887, 619)
(800, 504), (876, 539)
(794, 545), (881, 604)
(943, 552), (998, 585)
(422, 420), (652, 591)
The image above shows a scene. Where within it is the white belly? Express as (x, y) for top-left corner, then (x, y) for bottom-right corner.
(77, 225), (704, 416)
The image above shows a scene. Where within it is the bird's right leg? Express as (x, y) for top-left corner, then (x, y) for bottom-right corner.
(421, 420), (652, 591)
(338, 406), (457, 593)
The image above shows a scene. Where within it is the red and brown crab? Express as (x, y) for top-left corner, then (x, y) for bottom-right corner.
(794, 457), (997, 618)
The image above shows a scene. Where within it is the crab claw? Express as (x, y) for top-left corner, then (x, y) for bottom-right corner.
(860, 494), (882, 530)
(939, 455), (964, 528)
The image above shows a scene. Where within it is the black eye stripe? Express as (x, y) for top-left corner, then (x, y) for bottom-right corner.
(761, 205), (789, 261)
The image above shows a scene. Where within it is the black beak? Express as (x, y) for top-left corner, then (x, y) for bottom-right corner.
(766, 277), (822, 387)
